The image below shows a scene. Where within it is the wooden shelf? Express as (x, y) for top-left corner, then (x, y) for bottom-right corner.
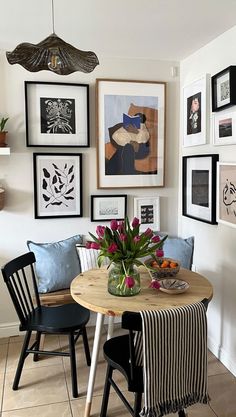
(0, 147), (10, 155)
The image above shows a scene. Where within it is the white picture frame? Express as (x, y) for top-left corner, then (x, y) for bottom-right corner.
(217, 162), (236, 228)
(183, 75), (209, 147)
(213, 109), (236, 145)
(133, 196), (160, 231)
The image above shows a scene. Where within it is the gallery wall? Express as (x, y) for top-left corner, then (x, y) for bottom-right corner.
(179, 25), (236, 376)
(0, 53), (179, 332)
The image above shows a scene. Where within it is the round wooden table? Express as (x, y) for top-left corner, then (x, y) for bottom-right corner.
(71, 267), (213, 417)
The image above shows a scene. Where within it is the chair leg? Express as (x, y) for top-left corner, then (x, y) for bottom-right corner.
(134, 392), (142, 417)
(69, 332), (78, 398)
(33, 331), (42, 362)
(82, 327), (91, 366)
(13, 330), (32, 390)
(100, 364), (113, 417)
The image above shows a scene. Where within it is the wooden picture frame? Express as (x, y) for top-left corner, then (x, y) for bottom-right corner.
(33, 153), (83, 218)
(90, 194), (127, 222)
(133, 196), (160, 232)
(182, 154), (218, 224)
(183, 75), (209, 147)
(217, 162), (236, 228)
(211, 66), (236, 112)
(96, 78), (166, 188)
(25, 81), (89, 147)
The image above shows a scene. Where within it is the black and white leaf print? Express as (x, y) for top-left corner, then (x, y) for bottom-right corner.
(42, 179), (47, 190)
(68, 165), (74, 175)
(54, 186), (60, 193)
(52, 163), (59, 170)
(69, 174), (74, 183)
(55, 170), (62, 176)
(65, 187), (74, 195)
(52, 175), (57, 184)
(43, 168), (50, 178)
(42, 194), (50, 201)
(64, 196), (74, 200)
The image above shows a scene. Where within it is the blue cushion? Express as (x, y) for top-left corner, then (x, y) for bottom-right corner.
(162, 235), (194, 270)
(27, 235), (82, 293)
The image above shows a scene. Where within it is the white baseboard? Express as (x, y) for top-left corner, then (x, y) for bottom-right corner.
(0, 322), (21, 338)
(208, 336), (236, 377)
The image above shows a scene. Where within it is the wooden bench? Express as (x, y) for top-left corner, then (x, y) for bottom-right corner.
(39, 288), (75, 306)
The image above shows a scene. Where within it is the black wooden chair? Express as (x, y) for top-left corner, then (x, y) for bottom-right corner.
(1, 251), (91, 398)
(100, 300), (209, 417)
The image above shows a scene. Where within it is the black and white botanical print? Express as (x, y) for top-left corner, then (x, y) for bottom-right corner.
(41, 161), (75, 210)
(40, 97), (76, 134)
(140, 204), (154, 224)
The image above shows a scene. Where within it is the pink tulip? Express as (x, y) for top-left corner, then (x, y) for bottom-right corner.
(144, 228), (153, 237)
(108, 243), (118, 253)
(118, 221), (124, 232)
(149, 279), (161, 289)
(91, 242), (100, 250)
(132, 217), (140, 228)
(120, 233), (127, 241)
(85, 241), (92, 249)
(110, 220), (118, 231)
(152, 235), (160, 243)
(96, 225), (105, 237)
(156, 249), (164, 258)
(125, 276), (135, 288)
(134, 235), (141, 243)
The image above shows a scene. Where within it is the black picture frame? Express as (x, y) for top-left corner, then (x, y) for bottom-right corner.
(33, 153), (83, 219)
(25, 81), (89, 147)
(211, 66), (236, 112)
(182, 154), (219, 224)
(91, 194), (127, 222)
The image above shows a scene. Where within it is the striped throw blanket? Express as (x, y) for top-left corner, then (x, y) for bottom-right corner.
(135, 302), (208, 417)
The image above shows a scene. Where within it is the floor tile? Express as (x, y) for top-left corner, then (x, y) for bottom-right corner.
(2, 401), (72, 416)
(168, 403), (217, 416)
(0, 339), (9, 346)
(3, 364), (69, 411)
(0, 373), (4, 412)
(0, 345), (8, 374)
(208, 350), (229, 377)
(208, 373), (236, 417)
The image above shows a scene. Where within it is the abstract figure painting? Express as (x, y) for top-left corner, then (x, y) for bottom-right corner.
(183, 75), (209, 147)
(217, 162), (236, 228)
(96, 79), (166, 188)
(33, 153), (82, 218)
(182, 154), (218, 224)
(25, 82), (89, 147)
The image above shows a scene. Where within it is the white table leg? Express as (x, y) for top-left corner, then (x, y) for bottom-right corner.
(107, 315), (114, 340)
(84, 312), (104, 417)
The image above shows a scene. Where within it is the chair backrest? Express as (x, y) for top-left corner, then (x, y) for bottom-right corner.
(1, 252), (41, 327)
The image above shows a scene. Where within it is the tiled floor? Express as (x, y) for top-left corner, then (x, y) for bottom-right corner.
(0, 326), (235, 417)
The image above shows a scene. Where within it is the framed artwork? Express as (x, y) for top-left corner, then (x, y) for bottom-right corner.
(182, 154), (219, 224)
(90, 194), (127, 222)
(133, 196), (160, 231)
(183, 75), (209, 147)
(25, 81), (89, 147)
(217, 162), (236, 228)
(96, 79), (166, 188)
(211, 66), (236, 112)
(33, 153), (83, 219)
(213, 110), (236, 145)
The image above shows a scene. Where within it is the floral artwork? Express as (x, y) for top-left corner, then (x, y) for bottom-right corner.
(40, 98), (75, 134)
(33, 153), (82, 218)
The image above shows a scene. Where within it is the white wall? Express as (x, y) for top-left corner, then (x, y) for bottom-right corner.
(0, 53), (179, 331)
(179, 25), (236, 376)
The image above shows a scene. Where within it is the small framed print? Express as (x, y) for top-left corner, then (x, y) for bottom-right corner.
(90, 194), (127, 222)
(33, 153), (83, 219)
(25, 81), (89, 147)
(217, 162), (236, 228)
(133, 197), (160, 231)
(182, 154), (219, 224)
(183, 75), (209, 147)
(212, 66), (236, 112)
(213, 110), (236, 145)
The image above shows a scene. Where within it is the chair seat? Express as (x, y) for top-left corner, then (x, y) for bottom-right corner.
(103, 334), (143, 392)
(21, 303), (90, 333)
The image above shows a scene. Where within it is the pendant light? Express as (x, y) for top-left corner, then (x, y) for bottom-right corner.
(6, 0), (99, 75)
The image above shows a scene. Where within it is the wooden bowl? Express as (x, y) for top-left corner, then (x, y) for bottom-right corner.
(145, 257), (180, 279)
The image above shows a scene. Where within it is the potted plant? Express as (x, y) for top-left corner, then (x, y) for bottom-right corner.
(0, 117), (9, 147)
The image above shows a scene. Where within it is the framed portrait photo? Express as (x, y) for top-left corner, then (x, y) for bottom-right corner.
(90, 194), (127, 222)
(96, 79), (166, 188)
(213, 109), (236, 145)
(217, 162), (236, 228)
(25, 81), (89, 147)
(182, 154), (219, 224)
(183, 75), (209, 147)
(33, 153), (83, 219)
(133, 196), (160, 232)
(212, 66), (236, 112)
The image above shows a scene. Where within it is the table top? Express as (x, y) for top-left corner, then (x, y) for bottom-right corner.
(71, 267), (213, 316)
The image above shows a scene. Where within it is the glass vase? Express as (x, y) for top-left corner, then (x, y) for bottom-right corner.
(108, 262), (141, 297)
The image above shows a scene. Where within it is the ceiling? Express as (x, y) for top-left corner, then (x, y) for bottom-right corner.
(1, 0), (236, 61)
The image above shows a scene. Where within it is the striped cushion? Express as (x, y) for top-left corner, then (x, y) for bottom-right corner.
(76, 245), (109, 272)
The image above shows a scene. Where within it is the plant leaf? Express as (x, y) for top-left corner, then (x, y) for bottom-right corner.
(43, 168), (50, 178)
(42, 194), (50, 201)
(42, 179), (47, 190)
(69, 174), (74, 183)
(65, 187), (74, 195)
(68, 165), (74, 175)
(52, 175), (57, 184)
(52, 163), (59, 170)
